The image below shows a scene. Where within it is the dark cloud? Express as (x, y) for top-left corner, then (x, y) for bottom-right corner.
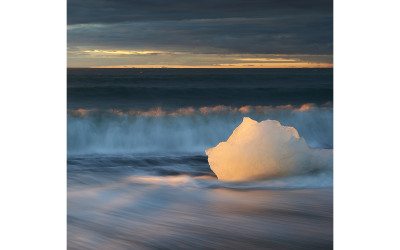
(68, 0), (332, 25)
(68, 0), (332, 58)
(68, 17), (332, 54)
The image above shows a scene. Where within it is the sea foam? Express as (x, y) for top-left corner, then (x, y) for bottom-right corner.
(68, 106), (332, 154)
(205, 117), (332, 181)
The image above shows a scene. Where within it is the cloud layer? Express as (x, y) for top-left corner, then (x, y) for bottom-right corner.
(67, 0), (333, 67)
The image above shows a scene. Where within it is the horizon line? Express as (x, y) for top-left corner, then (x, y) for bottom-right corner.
(67, 67), (333, 69)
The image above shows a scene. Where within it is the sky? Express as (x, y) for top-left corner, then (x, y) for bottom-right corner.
(67, 0), (333, 68)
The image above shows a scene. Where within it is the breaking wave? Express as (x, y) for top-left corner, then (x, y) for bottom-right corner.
(67, 104), (333, 155)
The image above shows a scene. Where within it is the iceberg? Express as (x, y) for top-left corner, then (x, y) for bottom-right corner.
(205, 117), (332, 181)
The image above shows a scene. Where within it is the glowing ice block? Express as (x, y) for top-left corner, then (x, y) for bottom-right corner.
(206, 117), (332, 181)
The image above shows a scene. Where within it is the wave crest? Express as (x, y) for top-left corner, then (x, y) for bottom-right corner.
(67, 104), (333, 154)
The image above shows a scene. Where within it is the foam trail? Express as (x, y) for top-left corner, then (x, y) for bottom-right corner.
(206, 118), (332, 181)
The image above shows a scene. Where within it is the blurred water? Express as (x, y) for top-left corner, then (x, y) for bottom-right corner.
(67, 68), (333, 249)
(68, 174), (332, 249)
(68, 154), (332, 249)
(68, 68), (333, 110)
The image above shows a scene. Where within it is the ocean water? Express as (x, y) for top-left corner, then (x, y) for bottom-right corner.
(67, 68), (333, 249)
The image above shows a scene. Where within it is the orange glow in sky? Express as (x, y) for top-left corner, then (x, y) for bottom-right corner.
(68, 48), (333, 68)
(90, 62), (332, 68)
(83, 50), (184, 55)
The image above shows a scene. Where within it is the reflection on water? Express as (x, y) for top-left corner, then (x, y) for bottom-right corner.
(68, 170), (332, 249)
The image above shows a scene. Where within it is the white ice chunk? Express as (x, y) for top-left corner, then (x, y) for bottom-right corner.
(205, 117), (332, 181)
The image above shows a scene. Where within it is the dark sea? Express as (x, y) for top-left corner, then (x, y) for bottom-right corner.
(67, 68), (333, 250)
